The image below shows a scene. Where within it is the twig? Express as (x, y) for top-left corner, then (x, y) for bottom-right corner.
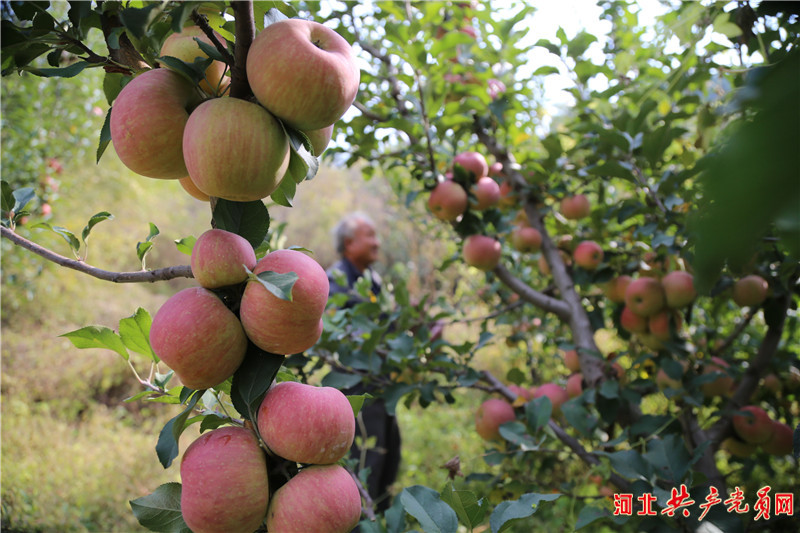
(1, 226), (193, 283)
(229, 1), (255, 100)
(710, 309), (757, 357)
(493, 264), (571, 320)
(190, 10), (235, 65)
(349, 466), (377, 521)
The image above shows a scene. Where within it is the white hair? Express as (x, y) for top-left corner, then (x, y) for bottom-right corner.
(333, 212), (374, 255)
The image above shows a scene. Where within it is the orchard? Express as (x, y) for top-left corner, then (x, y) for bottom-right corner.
(1, 2), (799, 533)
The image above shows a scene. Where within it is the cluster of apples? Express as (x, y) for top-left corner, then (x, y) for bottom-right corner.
(723, 405), (794, 458)
(110, 18), (360, 201)
(180, 381), (361, 533)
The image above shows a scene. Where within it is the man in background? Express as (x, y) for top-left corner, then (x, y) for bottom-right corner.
(327, 212), (401, 514)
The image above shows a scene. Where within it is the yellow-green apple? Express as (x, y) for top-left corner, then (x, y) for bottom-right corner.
(701, 357), (735, 398)
(475, 398), (516, 440)
(302, 124), (334, 156)
(181, 426), (268, 533)
(239, 249), (329, 355)
(463, 235), (502, 271)
(560, 194), (590, 220)
(566, 373), (583, 399)
(257, 381), (355, 464)
(183, 97), (289, 202)
(428, 180), (468, 221)
(179, 177), (210, 201)
(246, 19), (360, 131)
(761, 421), (793, 455)
(453, 151), (488, 179)
(661, 270), (696, 309)
(620, 306), (648, 334)
(602, 275), (632, 304)
(110, 68), (196, 179)
(573, 240), (603, 270)
(150, 287), (248, 390)
(265, 464), (361, 533)
(721, 436), (757, 458)
(624, 277), (666, 317)
(191, 229), (257, 289)
(732, 275), (768, 307)
(533, 383), (568, 416)
(510, 226), (542, 253)
(470, 177), (501, 210)
(160, 25), (227, 94)
(732, 405), (774, 444)
(563, 349), (581, 372)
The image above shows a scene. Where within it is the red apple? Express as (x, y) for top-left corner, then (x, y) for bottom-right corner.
(302, 124), (334, 156)
(620, 306), (648, 333)
(181, 426), (268, 533)
(150, 287), (248, 390)
(661, 271), (696, 309)
(110, 68), (196, 179)
(160, 25), (228, 94)
(732, 275), (768, 307)
(191, 229), (257, 289)
(563, 349), (581, 372)
(258, 381), (355, 464)
(624, 277), (666, 317)
(533, 383), (568, 416)
(701, 357), (735, 398)
(508, 384), (534, 402)
(489, 161), (503, 176)
(183, 97), (290, 202)
(761, 421), (793, 455)
(560, 194), (590, 220)
(475, 398), (516, 441)
(566, 373), (583, 399)
(239, 249), (329, 355)
(463, 235), (502, 271)
(732, 405), (774, 444)
(453, 151), (488, 179)
(602, 275), (632, 304)
(648, 310), (682, 342)
(573, 240), (603, 270)
(510, 226), (542, 253)
(179, 177), (210, 201)
(428, 180), (468, 221)
(266, 464), (361, 533)
(470, 177), (501, 210)
(246, 19), (360, 131)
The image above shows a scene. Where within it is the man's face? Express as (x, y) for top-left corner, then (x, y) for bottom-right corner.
(345, 220), (380, 269)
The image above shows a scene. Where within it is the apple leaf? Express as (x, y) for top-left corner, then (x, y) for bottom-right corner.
(440, 482), (486, 530)
(81, 211), (114, 247)
(246, 269), (298, 302)
(129, 482), (190, 533)
(60, 325), (130, 361)
(574, 505), (610, 531)
(97, 107), (112, 162)
(270, 175), (296, 207)
(118, 307), (156, 362)
(399, 485), (459, 533)
(136, 222), (160, 268)
(212, 198), (270, 249)
(174, 236), (196, 256)
(489, 492), (561, 533)
(230, 346), (285, 423)
(157, 55), (211, 86)
(155, 388), (204, 469)
(31, 222), (81, 256)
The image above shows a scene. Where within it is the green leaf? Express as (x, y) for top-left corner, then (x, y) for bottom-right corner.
(119, 307), (156, 362)
(321, 370), (363, 390)
(574, 505), (610, 530)
(129, 482), (190, 533)
(11, 187), (36, 213)
(60, 325), (130, 361)
(270, 175), (297, 207)
(560, 399), (598, 437)
(399, 485), (459, 533)
(137, 222), (160, 267)
(119, 3), (162, 40)
(156, 389), (203, 469)
(346, 393), (371, 418)
(81, 211), (114, 246)
(498, 421), (537, 449)
(489, 492), (561, 533)
(525, 396), (552, 433)
(598, 449), (653, 481)
(32, 222), (81, 255)
(642, 434), (691, 484)
(22, 60), (93, 78)
(212, 199), (270, 249)
(174, 236), (196, 256)
(230, 346), (285, 422)
(248, 269), (298, 302)
(97, 107), (112, 163)
(440, 482), (486, 530)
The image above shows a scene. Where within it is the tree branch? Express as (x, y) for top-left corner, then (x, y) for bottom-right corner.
(190, 10), (235, 66)
(1, 226), (193, 283)
(230, 1), (255, 100)
(493, 264), (571, 320)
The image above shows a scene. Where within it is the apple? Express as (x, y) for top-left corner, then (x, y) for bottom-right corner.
(510, 226), (542, 253)
(302, 124), (334, 156)
(246, 19), (360, 131)
(508, 384), (534, 402)
(239, 249), (329, 355)
(191, 229), (257, 289)
(533, 383), (568, 416)
(428, 180), (468, 221)
(110, 68), (197, 179)
(761, 421), (793, 455)
(470, 177), (501, 210)
(566, 373), (583, 398)
(266, 464), (361, 533)
(181, 426), (268, 533)
(498, 180), (516, 207)
(150, 287), (248, 390)
(183, 97), (290, 202)
(732, 405), (774, 444)
(624, 277), (666, 317)
(573, 240), (603, 270)
(453, 151), (488, 179)
(721, 437), (757, 458)
(563, 349), (581, 372)
(661, 271), (696, 309)
(489, 161), (503, 176)
(700, 356), (735, 398)
(179, 177), (210, 201)
(560, 194), (590, 220)
(762, 373), (781, 394)
(462, 235), (502, 271)
(620, 306), (648, 334)
(160, 25), (227, 94)
(732, 275), (768, 307)
(648, 310), (682, 342)
(602, 275), (632, 304)
(475, 398), (516, 440)
(257, 381), (355, 464)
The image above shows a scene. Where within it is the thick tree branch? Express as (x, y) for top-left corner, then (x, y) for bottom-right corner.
(97, 2), (149, 72)
(493, 264), (571, 320)
(230, 1), (255, 100)
(1, 226), (193, 283)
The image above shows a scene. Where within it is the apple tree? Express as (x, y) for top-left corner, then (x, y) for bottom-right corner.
(1, 1), (798, 533)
